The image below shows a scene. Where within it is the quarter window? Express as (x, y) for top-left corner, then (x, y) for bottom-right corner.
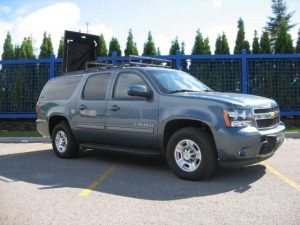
(41, 76), (82, 100)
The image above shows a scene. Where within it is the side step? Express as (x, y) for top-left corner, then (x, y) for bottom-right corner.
(80, 143), (160, 156)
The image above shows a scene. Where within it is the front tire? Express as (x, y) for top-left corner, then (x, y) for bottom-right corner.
(52, 121), (79, 158)
(166, 127), (216, 180)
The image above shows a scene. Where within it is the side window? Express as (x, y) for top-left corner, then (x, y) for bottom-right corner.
(113, 73), (147, 99)
(83, 74), (110, 100)
(41, 76), (82, 100)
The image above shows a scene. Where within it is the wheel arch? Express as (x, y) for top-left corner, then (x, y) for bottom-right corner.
(162, 119), (217, 156)
(49, 115), (69, 138)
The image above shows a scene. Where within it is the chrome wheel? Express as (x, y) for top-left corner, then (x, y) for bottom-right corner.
(174, 139), (202, 172)
(55, 130), (68, 153)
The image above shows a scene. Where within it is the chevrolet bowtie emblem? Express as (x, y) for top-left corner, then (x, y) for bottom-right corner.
(270, 112), (276, 119)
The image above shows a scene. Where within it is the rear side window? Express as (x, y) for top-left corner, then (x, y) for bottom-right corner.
(83, 73), (110, 100)
(40, 76), (82, 100)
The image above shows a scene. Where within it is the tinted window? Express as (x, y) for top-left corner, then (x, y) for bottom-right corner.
(41, 76), (82, 100)
(83, 73), (110, 100)
(113, 73), (147, 99)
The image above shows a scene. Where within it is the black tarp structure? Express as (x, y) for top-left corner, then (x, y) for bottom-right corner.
(62, 30), (99, 73)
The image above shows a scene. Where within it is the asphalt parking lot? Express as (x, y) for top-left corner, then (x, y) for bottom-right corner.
(0, 138), (299, 225)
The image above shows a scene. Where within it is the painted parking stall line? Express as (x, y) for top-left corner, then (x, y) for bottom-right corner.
(79, 163), (119, 197)
(261, 161), (300, 192)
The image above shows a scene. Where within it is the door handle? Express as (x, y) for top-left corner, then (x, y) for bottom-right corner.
(109, 105), (120, 111)
(77, 104), (87, 110)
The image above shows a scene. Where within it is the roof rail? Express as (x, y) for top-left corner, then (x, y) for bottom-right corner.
(85, 55), (172, 71)
(129, 55), (172, 68)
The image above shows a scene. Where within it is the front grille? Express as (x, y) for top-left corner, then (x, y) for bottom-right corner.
(256, 117), (279, 129)
(254, 107), (280, 129)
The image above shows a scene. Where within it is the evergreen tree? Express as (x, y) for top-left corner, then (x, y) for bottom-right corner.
(234, 18), (250, 54)
(142, 31), (157, 56)
(203, 37), (211, 54)
(265, 0), (296, 45)
(14, 45), (26, 59)
(23, 37), (35, 59)
(124, 29), (138, 56)
(260, 31), (272, 53)
(286, 33), (294, 53)
(108, 37), (122, 56)
(295, 28), (300, 53)
(180, 42), (188, 71)
(169, 37), (180, 55)
(156, 47), (161, 56)
(180, 42), (185, 55)
(57, 36), (64, 58)
(252, 30), (260, 54)
(274, 18), (294, 53)
(191, 29), (204, 54)
(98, 34), (108, 56)
(2, 32), (14, 60)
(221, 32), (230, 54)
(244, 40), (250, 53)
(39, 32), (53, 59)
(215, 35), (223, 54)
(215, 33), (230, 54)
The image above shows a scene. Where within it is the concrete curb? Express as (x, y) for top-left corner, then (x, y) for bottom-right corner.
(0, 137), (51, 143)
(0, 133), (299, 143)
(285, 132), (300, 139)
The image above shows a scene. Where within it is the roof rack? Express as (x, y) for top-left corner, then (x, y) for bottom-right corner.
(128, 55), (172, 68)
(85, 61), (115, 70)
(85, 55), (172, 71)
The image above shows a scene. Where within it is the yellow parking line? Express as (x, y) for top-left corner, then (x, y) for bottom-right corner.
(261, 161), (300, 192)
(79, 163), (119, 197)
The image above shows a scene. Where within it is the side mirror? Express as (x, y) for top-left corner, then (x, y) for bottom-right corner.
(127, 85), (153, 99)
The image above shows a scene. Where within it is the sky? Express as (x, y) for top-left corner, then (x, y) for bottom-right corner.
(0, 0), (300, 57)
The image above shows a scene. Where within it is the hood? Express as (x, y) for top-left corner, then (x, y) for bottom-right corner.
(175, 92), (278, 109)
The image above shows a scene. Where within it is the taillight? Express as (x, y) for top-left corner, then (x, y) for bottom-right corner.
(36, 101), (41, 118)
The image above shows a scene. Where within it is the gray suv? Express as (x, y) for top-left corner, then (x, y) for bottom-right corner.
(36, 60), (285, 180)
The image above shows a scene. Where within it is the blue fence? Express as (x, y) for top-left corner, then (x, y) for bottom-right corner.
(0, 50), (300, 119)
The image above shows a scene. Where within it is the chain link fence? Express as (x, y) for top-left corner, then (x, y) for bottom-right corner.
(0, 52), (299, 118)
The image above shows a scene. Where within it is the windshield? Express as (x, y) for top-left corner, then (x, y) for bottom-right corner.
(148, 69), (212, 94)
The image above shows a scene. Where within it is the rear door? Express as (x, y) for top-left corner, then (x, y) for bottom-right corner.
(74, 72), (111, 143)
(106, 70), (159, 151)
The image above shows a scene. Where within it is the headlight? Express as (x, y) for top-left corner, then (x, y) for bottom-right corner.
(223, 109), (254, 128)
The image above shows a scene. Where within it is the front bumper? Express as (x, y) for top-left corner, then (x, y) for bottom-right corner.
(215, 122), (285, 167)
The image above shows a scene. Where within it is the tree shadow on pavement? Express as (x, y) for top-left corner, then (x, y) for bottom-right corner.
(0, 148), (266, 201)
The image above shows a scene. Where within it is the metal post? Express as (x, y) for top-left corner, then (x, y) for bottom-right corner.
(241, 49), (248, 94)
(49, 54), (55, 79)
(111, 51), (117, 65)
(176, 50), (181, 69)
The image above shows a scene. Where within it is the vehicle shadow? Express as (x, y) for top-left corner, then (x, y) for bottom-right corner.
(0, 148), (266, 201)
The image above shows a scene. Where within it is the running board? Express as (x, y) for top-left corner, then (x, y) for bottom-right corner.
(80, 143), (160, 156)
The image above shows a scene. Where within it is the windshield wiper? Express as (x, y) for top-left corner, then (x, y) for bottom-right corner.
(169, 89), (200, 94)
(169, 89), (214, 94)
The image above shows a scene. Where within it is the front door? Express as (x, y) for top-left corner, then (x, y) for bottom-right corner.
(106, 71), (159, 150)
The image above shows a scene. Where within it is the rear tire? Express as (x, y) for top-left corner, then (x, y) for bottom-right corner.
(166, 127), (216, 180)
(52, 121), (79, 158)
